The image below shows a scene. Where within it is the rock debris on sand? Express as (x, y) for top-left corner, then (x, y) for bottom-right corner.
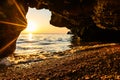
(0, 43), (120, 79)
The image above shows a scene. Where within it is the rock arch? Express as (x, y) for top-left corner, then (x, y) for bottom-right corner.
(0, 0), (120, 58)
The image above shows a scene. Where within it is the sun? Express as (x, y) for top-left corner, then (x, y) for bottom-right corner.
(24, 21), (37, 33)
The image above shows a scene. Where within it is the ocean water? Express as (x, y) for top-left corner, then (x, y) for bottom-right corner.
(11, 33), (116, 64)
(15, 33), (72, 54)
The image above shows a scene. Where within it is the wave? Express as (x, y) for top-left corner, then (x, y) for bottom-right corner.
(15, 33), (72, 54)
(38, 42), (55, 45)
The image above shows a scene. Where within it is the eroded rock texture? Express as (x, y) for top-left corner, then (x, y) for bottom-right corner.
(0, 0), (120, 58)
(0, 0), (28, 58)
(32, 0), (120, 42)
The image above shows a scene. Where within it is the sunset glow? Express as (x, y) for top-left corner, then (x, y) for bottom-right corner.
(24, 21), (37, 33)
(22, 8), (69, 33)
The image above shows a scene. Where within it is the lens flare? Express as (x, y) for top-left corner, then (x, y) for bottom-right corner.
(25, 21), (37, 33)
(13, 0), (27, 22)
(0, 21), (26, 27)
(0, 0), (27, 55)
(0, 37), (18, 53)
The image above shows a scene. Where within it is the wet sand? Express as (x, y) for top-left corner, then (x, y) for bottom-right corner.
(0, 43), (120, 79)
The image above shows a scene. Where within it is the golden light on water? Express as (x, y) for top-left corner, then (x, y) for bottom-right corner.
(28, 33), (33, 41)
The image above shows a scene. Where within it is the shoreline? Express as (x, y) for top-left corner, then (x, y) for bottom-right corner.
(0, 43), (120, 79)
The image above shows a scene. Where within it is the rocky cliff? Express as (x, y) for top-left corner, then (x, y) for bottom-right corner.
(0, 0), (120, 58)
(0, 0), (28, 58)
(32, 0), (120, 42)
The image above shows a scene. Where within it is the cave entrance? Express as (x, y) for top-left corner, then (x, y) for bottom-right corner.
(23, 8), (69, 33)
(15, 8), (72, 55)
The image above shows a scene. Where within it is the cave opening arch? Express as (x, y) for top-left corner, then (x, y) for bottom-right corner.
(15, 8), (71, 54)
(23, 8), (69, 34)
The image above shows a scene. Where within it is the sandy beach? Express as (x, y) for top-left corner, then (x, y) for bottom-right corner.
(0, 43), (120, 79)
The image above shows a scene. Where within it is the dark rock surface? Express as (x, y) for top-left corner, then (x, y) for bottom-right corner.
(32, 0), (120, 42)
(0, 0), (120, 59)
(0, 0), (28, 58)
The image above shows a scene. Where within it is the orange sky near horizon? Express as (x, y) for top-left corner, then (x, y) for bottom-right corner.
(22, 8), (69, 33)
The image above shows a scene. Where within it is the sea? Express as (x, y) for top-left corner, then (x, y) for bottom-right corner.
(15, 33), (73, 55)
(11, 33), (115, 64)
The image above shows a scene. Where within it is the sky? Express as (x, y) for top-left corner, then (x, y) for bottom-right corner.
(22, 8), (69, 33)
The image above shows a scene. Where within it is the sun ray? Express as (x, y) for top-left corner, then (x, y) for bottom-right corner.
(0, 0), (28, 56)
(0, 21), (26, 27)
(16, 17), (27, 25)
(0, 37), (18, 54)
(13, 0), (27, 22)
